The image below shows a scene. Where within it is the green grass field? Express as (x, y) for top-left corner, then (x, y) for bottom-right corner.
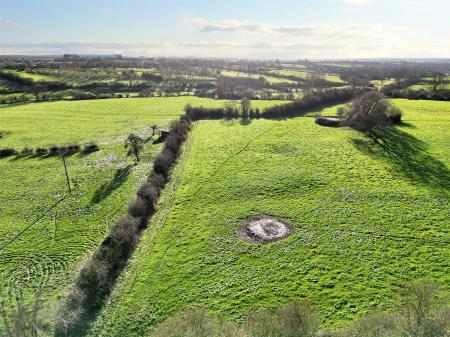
(406, 83), (450, 90)
(0, 97), (287, 328)
(220, 70), (297, 84)
(0, 97), (286, 148)
(268, 69), (345, 83)
(90, 99), (449, 336)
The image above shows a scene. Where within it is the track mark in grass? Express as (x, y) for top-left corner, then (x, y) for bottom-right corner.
(0, 194), (69, 253)
(187, 124), (276, 201)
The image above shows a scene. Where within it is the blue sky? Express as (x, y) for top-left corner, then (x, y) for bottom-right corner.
(1, 0), (449, 58)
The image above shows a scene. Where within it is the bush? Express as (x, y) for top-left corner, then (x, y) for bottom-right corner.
(165, 133), (181, 155)
(148, 172), (166, 192)
(243, 300), (318, 337)
(0, 148), (18, 157)
(153, 149), (175, 179)
(20, 147), (33, 155)
(152, 310), (218, 337)
(35, 147), (48, 156)
(388, 106), (402, 124)
(67, 143), (81, 153)
(128, 196), (154, 219)
(137, 182), (158, 205)
(49, 145), (60, 155)
(345, 91), (398, 135)
(82, 142), (100, 154)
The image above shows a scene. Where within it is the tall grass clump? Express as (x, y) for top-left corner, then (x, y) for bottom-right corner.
(54, 116), (192, 337)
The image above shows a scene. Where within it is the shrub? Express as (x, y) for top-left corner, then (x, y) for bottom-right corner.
(148, 172), (166, 192)
(67, 143), (81, 154)
(20, 147), (33, 155)
(152, 310), (218, 337)
(137, 182), (158, 205)
(49, 145), (59, 155)
(345, 91), (396, 135)
(82, 142), (100, 154)
(0, 148), (18, 157)
(35, 147), (48, 156)
(388, 106), (402, 124)
(153, 149), (175, 179)
(165, 133), (181, 156)
(243, 300), (318, 337)
(128, 196), (153, 219)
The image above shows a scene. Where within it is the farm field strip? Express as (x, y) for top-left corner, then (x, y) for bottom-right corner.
(90, 99), (449, 336)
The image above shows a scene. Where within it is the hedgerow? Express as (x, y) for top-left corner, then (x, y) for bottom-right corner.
(55, 116), (192, 337)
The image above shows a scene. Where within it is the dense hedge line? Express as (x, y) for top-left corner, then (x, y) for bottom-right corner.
(384, 88), (450, 101)
(186, 88), (358, 121)
(55, 116), (192, 336)
(0, 143), (99, 158)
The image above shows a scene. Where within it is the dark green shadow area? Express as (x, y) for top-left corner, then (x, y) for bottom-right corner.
(91, 164), (135, 204)
(352, 127), (450, 195)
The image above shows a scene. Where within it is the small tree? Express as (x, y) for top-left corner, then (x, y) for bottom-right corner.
(125, 133), (143, 162)
(346, 91), (401, 136)
(30, 84), (47, 101)
(150, 124), (158, 138)
(224, 100), (238, 118)
(430, 73), (445, 94)
(240, 97), (251, 118)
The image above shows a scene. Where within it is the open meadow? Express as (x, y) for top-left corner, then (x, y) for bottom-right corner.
(90, 99), (449, 336)
(0, 97), (288, 321)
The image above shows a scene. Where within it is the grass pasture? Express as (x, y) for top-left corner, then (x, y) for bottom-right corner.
(0, 97), (286, 148)
(268, 69), (345, 83)
(0, 96), (287, 329)
(90, 99), (449, 336)
(220, 70), (297, 84)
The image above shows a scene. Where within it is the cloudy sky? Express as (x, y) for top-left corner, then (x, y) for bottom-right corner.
(1, 0), (449, 59)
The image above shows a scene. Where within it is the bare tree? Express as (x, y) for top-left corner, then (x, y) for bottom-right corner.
(150, 124), (158, 138)
(240, 97), (251, 118)
(125, 133), (144, 162)
(346, 91), (401, 136)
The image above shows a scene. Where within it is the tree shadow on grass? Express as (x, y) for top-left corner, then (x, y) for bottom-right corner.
(352, 127), (450, 195)
(91, 164), (135, 204)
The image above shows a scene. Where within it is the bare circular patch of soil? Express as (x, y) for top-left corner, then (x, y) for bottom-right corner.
(237, 216), (292, 243)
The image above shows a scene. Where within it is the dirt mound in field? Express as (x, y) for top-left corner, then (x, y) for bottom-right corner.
(237, 216), (292, 243)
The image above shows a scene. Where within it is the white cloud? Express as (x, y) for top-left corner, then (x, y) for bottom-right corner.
(183, 17), (385, 41)
(1, 39), (448, 59)
(0, 17), (27, 30)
